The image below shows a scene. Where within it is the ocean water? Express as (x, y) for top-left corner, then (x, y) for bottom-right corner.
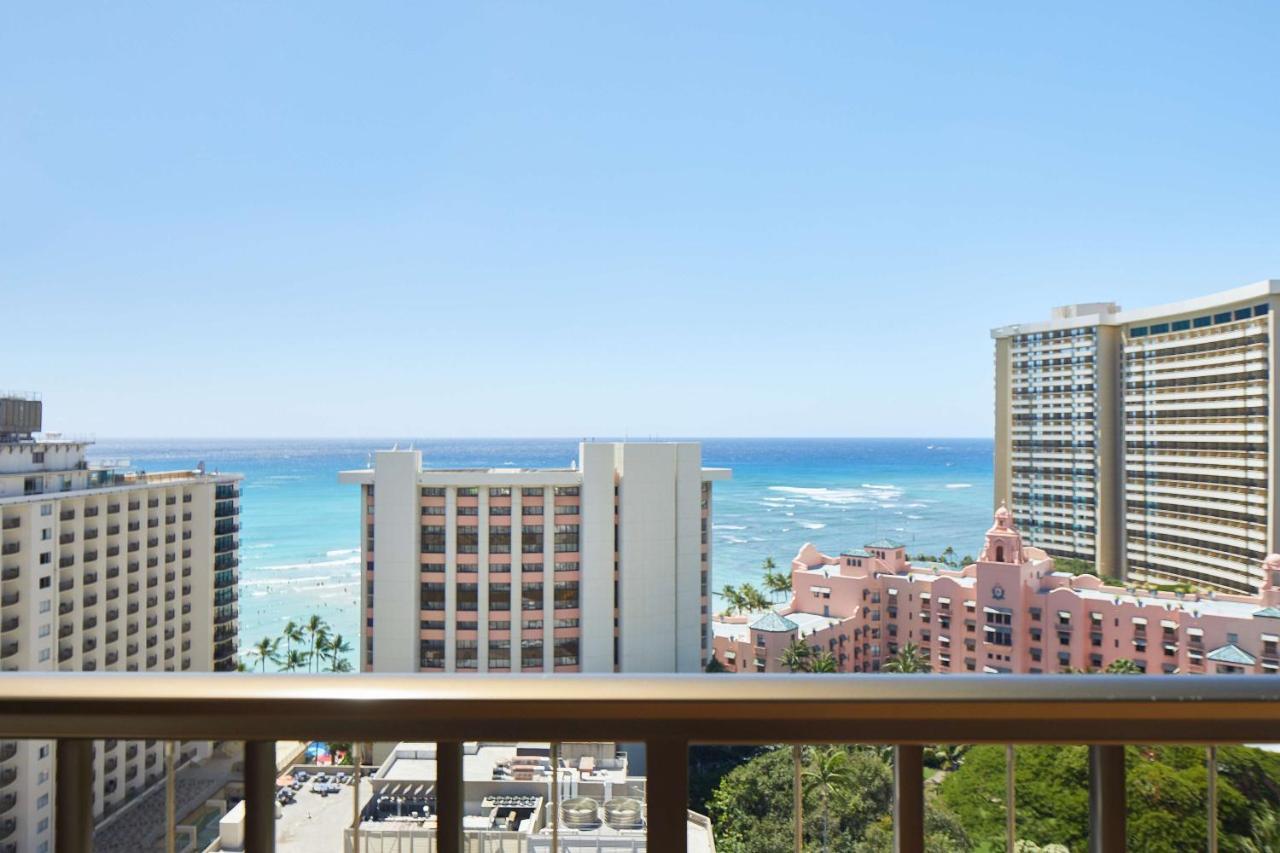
(90, 438), (994, 666)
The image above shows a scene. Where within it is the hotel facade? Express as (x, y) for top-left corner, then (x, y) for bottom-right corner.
(340, 442), (729, 675)
(0, 397), (242, 853)
(992, 279), (1280, 593)
(713, 507), (1280, 677)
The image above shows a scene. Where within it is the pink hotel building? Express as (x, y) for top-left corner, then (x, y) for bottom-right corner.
(713, 506), (1280, 676)
(341, 443), (730, 675)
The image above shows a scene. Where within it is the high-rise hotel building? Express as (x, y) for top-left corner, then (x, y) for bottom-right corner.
(993, 279), (1279, 594)
(0, 396), (241, 853)
(340, 442), (730, 675)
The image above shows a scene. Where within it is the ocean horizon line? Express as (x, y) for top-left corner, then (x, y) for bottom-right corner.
(86, 434), (997, 443)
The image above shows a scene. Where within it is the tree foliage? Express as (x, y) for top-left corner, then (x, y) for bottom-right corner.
(708, 746), (892, 853)
(936, 744), (1273, 851)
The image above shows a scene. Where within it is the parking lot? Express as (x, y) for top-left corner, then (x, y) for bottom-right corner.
(275, 770), (373, 853)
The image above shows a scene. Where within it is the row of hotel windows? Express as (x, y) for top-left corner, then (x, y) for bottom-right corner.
(418, 581), (579, 610)
(1015, 328), (1093, 343)
(1127, 332), (1267, 360)
(1123, 370), (1269, 392)
(420, 637), (579, 668)
(419, 525), (580, 554)
(1129, 303), (1269, 338)
(422, 505), (578, 516)
(420, 486), (581, 498)
(1012, 384), (1096, 395)
(419, 618), (580, 630)
(1013, 354), (1096, 369)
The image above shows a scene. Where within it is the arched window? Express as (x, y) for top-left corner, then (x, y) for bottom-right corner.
(995, 544), (1005, 563)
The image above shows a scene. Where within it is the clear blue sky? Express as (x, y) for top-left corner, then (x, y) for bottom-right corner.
(4, 3), (1278, 438)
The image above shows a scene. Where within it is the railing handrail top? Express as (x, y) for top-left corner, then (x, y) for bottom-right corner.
(2, 672), (1280, 703)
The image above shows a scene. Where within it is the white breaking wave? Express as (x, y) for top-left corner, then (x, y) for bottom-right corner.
(907, 514), (924, 520)
(713, 524), (748, 531)
(796, 521), (826, 530)
(325, 548), (361, 557)
(945, 483), (973, 489)
(257, 556), (361, 572)
(767, 486), (873, 505)
(241, 575), (343, 587)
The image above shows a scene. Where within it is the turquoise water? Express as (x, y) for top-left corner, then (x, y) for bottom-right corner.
(90, 438), (994, 667)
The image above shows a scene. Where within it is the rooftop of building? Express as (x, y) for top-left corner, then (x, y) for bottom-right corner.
(990, 278), (1280, 337)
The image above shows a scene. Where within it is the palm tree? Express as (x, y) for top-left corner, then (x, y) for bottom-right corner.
(250, 636), (280, 673)
(763, 569), (792, 602)
(281, 619), (304, 659)
(719, 585), (745, 616)
(762, 556), (777, 571)
(779, 639), (812, 673)
(808, 650), (838, 673)
(803, 747), (856, 853)
(281, 648), (309, 672)
(304, 614), (329, 674)
(324, 634), (353, 672)
(704, 654), (727, 673)
(1103, 658), (1141, 674)
(882, 642), (930, 673)
(739, 583), (770, 613)
(941, 545), (956, 566)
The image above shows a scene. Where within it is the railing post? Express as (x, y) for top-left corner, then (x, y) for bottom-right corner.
(436, 740), (464, 853)
(244, 740), (277, 852)
(1207, 745), (1218, 853)
(55, 738), (93, 853)
(165, 740), (176, 853)
(646, 738), (689, 853)
(1088, 745), (1125, 853)
(351, 742), (361, 853)
(1006, 744), (1016, 852)
(793, 744), (803, 853)
(893, 745), (924, 853)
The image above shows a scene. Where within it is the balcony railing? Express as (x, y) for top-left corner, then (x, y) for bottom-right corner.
(2, 674), (1280, 852)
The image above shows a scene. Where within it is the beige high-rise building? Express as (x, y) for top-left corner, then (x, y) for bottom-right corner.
(340, 442), (730, 676)
(0, 396), (241, 853)
(993, 280), (1279, 595)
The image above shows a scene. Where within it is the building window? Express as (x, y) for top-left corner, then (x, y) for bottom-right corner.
(522, 505), (544, 516)
(489, 526), (511, 554)
(522, 582), (543, 611)
(489, 487), (511, 497)
(489, 582), (511, 611)
(554, 486), (579, 497)
(419, 640), (445, 669)
(420, 583), (446, 611)
(457, 526), (479, 554)
(420, 526), (446, 554)
(554, 581), (579, 610)
(421, 488), (446, 497)
(522, 526), (544, 553)
(456, 640), (477, 669)
(489, 640), (511, 668)
(554, 637), (579, 667)
(521, 639), (543, 669)
(554, 524), (580, 553)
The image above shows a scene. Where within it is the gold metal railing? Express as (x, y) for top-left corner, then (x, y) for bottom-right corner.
(1, 673), (1279, 853)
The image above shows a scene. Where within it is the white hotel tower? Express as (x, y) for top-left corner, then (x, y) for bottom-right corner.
(0, 396), (242, 853)
(341, 442), (730, 675)
(994, 280), (1280, 594)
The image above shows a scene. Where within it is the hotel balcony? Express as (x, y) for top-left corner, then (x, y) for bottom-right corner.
(2, 674), (1278, 852)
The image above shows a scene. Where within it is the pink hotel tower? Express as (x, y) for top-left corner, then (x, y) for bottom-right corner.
(714, 506), (1280, 676)
(341, 442), (730, 674)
